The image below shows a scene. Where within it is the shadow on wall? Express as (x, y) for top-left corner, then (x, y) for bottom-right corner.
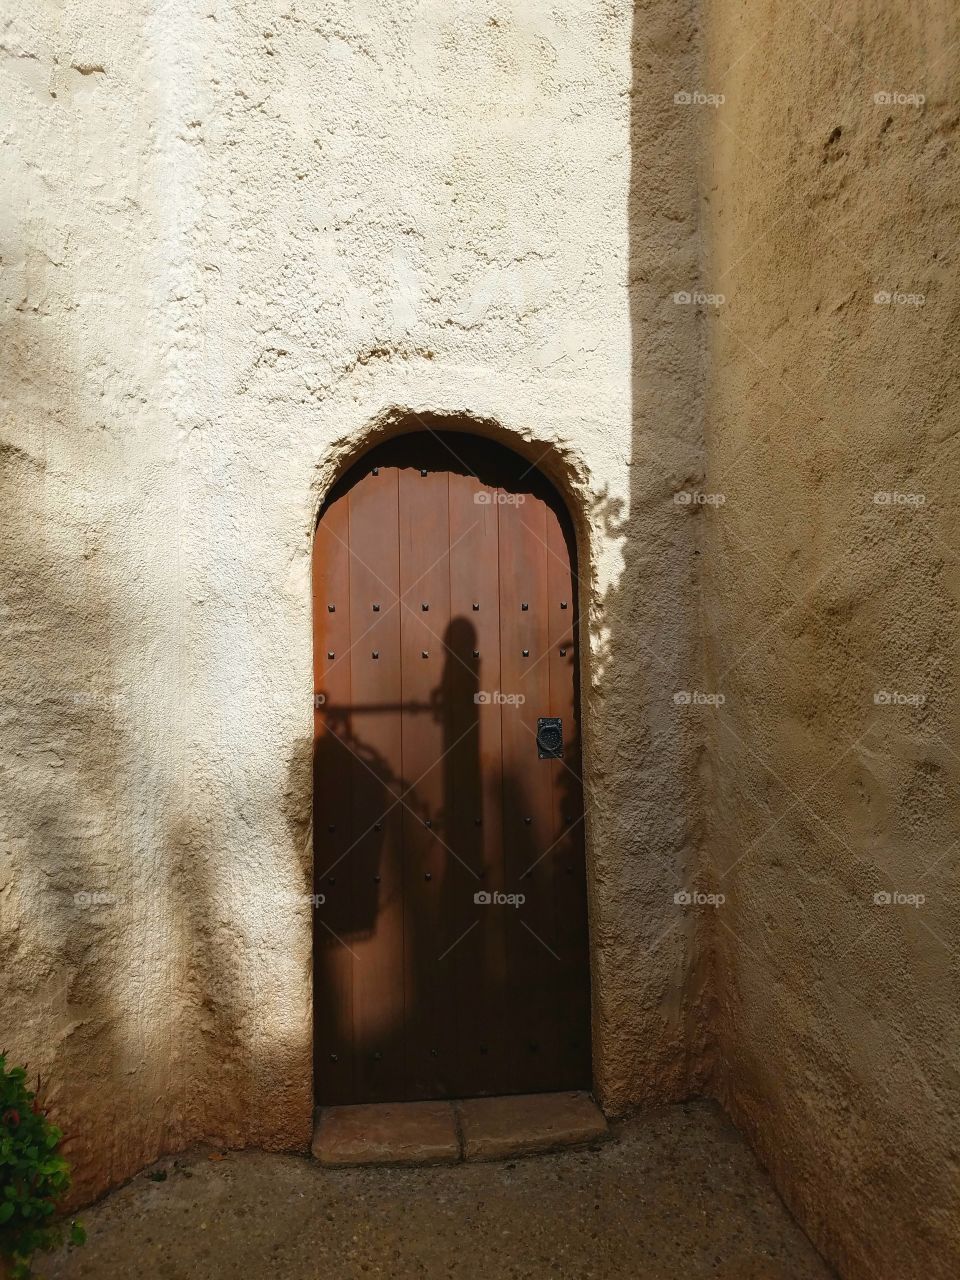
(0, 389), (152, 1195)
(608, 0), (711, 1105)
(0, 288), (209, 1202)
(0, 280), (310, 1205)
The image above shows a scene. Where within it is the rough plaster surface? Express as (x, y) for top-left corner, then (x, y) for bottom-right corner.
(0, 0), (706, 1205)
(702, 2), (960, 1278)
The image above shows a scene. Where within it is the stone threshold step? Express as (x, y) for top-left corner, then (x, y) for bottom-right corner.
(312, 1091), (609, 1167)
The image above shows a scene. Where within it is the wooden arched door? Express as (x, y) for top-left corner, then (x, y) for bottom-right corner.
(312, 432), (590, 1104)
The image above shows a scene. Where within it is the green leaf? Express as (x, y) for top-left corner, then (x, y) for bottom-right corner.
(0, 1057), (83, 1272)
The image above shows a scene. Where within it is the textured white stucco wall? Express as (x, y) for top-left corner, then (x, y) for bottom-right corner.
(1, 0), (705, 1199)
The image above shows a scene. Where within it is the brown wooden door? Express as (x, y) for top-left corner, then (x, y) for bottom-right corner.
(312, 433), (590, 1104)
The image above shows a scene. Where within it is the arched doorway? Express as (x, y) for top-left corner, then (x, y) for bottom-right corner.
(312, 431), (590, 1104)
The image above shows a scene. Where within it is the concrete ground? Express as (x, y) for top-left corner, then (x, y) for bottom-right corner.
(46, 1100), (833, 1280)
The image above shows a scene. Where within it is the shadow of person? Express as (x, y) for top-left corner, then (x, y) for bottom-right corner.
(312, 622), (483, 1103)
(312, 707), (408, 1103)
(403, 617), (484, 1095)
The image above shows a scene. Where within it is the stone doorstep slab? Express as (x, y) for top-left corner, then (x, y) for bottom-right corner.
(312, 1092), (609, 1168)
(311, 1101), (460, 1167)
(457, 1091), (609, 1161)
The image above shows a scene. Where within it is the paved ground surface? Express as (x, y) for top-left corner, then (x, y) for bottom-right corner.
(46, 1101), (834, 1280)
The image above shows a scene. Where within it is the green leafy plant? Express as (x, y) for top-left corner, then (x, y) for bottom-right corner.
(0, 1054), (85, 1279)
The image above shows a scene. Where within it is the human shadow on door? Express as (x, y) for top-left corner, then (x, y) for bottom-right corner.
(313, 610), (590, 1104)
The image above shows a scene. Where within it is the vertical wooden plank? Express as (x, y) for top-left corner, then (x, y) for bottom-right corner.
(312, 491), (355, 1104)
(447, 466), (507, 1096)
(398, 463), (454, 1098)
(346, 466), (406, 1102)
(545, 506), (591, 1088)
(498, 485), (560, 1092)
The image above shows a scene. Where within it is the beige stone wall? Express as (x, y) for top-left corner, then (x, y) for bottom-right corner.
(0, 0), (706, 1201)
(702, 2), (960, 1277)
